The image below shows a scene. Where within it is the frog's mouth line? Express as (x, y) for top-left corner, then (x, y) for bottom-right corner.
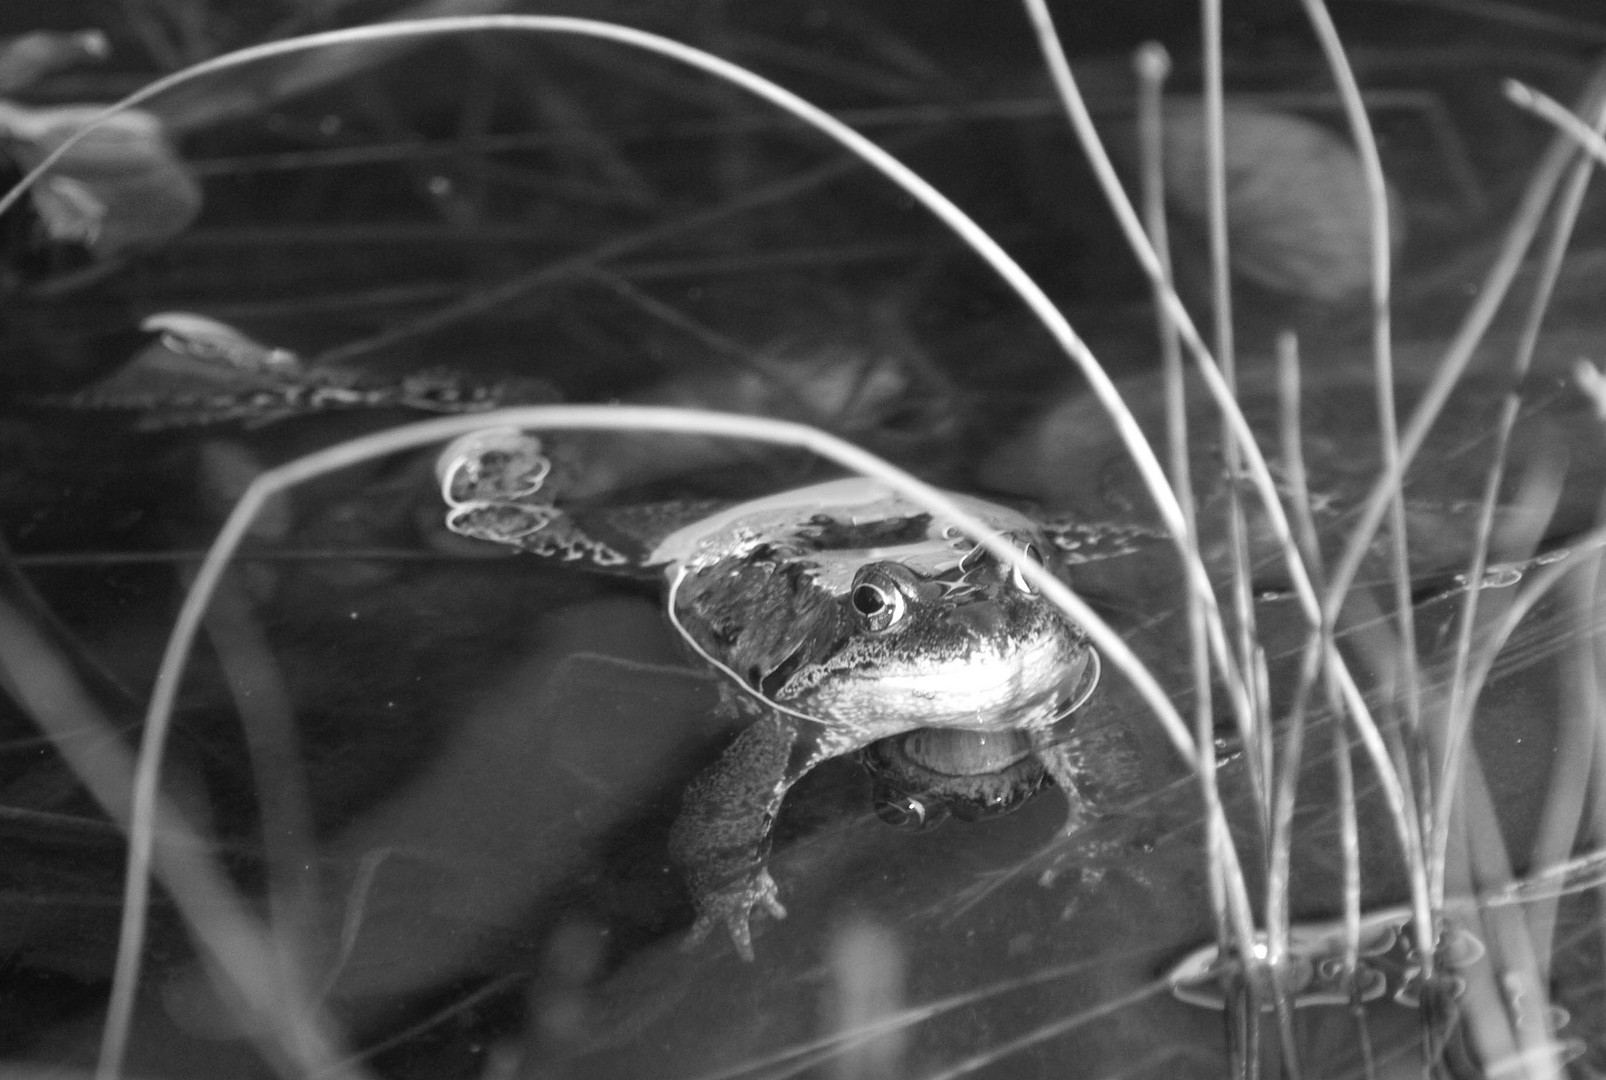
(757, 644), (811, 701)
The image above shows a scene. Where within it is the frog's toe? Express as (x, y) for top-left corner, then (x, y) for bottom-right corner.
(686, 869), (787, 962)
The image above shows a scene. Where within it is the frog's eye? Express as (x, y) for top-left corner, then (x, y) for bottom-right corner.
(1010, 543), (1044, 595)
(852, 579), (907, 632)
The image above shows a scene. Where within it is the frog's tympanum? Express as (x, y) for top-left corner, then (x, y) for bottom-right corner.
(438, 431), (1109, 959)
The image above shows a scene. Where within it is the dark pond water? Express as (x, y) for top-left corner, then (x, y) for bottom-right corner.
(2, 2), (1605, 1078)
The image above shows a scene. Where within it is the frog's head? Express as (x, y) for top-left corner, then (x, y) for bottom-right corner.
(662, 479), (1100, 746)
(777, 539), (1099, 737)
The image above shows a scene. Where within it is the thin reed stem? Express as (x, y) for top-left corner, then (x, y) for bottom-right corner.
(1137, 38), (1233, 955)
(0, 599), (365, 1080)
(1331, 672), (1374, 1079)
(1506, 78), (1606, 167)
(1138, 50), (1263, 1064)
(1296, 3), (1429, 941)
(1265, 336), (1323, 962)
(201, 576), (322, 1004)
(1204, 0), (1272, 888)
(1268, 335), (1332, 1080)
(1201, 0), (1234, 391)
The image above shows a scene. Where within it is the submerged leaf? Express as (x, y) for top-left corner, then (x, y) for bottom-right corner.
(0, 30), (108, 94)
(1158, 98), (1404, 303)
(0, 101), (202, 261)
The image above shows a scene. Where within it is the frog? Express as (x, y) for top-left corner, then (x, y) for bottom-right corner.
(32, 312), (558, 429)
(435, 429), (1131, 959)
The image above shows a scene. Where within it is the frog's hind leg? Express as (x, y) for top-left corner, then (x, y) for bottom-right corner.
(1032, 731), (1097, 839)
(668, 707), (805, 961)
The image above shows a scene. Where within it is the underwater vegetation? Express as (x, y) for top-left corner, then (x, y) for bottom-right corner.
(2, 2), (1606, 1079)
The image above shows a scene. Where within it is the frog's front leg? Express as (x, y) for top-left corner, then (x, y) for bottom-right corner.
(1033, 725), (1155, 877)
(1034, 731), (1097, 837)
(668, 709), (801, 961)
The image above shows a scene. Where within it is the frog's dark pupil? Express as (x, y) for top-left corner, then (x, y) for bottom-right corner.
(853, 584), (886, 615)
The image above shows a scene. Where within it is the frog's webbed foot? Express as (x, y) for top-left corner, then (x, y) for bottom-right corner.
(669, 712), (802, 961)
(435, 429), (633, 568)
(683, 867), (787, 962)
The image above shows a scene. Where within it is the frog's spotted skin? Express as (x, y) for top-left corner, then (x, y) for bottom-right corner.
(437, 437), (1105, 959)
(42, 313), (558, 430)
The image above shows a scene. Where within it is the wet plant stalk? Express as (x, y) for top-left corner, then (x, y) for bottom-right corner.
(1295, 3), (1432, 966)
(1272, 334), (1373, 1072)
(1137, 33), (1226, 949)
(1137, 41), (1273, 1074)
(1266, 335), (1328, 1080)
(200, 575), (322, 1000)
(1204, 0), (1273, 891)
(1506, 78), (1606, 168)
(0, 598), (364, 1080)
